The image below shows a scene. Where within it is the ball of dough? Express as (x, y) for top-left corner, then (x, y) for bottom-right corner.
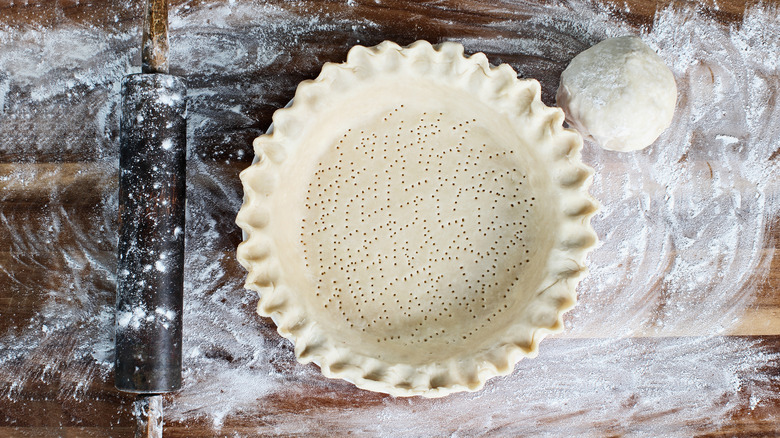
(556, 36), (677, 152)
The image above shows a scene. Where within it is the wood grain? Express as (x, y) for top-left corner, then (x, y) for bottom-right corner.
(0, 0), (778, 436)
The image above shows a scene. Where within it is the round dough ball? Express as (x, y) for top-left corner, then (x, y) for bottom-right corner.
(556, 36), (677, 152)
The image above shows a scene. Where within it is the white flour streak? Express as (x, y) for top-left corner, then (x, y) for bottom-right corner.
(0, 0), (777, 435)
(0, 26), (135, 102)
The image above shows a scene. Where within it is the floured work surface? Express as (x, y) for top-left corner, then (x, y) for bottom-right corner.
(1, 0), (779, 436)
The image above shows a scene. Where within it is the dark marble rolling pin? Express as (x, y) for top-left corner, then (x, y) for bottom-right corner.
(115, 0), (186, 436)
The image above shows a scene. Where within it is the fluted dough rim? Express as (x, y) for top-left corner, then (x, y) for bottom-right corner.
(236, 40), (598, 397)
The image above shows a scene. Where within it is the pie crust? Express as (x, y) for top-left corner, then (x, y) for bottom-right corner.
(236, 40), (598, 397)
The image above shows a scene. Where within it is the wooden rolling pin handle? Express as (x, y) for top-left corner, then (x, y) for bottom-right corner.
(132, 395), (163, 438)
(115, 73), (187, 394)
(142, 0), (169, 74)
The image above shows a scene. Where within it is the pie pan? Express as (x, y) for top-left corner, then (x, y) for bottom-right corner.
(236, 40), (598, 397)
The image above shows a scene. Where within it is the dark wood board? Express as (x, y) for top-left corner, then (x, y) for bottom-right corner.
(1, 0), (778, 436)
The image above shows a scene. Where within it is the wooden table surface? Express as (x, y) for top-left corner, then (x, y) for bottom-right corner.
(1, 0), (779, 436)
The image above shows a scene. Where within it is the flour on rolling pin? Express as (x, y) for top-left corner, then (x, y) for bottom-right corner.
(0, 0), (778, 434)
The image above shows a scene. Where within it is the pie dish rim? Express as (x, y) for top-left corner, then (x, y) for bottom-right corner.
(236, 40), (599, 397)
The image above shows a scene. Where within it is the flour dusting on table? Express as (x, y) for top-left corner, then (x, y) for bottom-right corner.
(0, 0), (778, 434)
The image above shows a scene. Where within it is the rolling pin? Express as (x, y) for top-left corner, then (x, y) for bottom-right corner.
(115, 0), (186, 436)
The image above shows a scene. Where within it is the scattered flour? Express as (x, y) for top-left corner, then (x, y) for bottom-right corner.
(0, 0), (777, 435)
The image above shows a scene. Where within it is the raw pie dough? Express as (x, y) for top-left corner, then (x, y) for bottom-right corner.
(237, 41), (598, 397)
(556, 36), (677, 152)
